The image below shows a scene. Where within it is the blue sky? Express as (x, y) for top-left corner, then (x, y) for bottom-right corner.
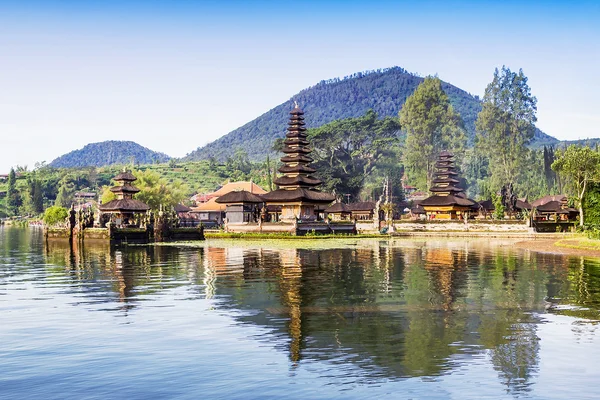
(0, 0), (599, 172)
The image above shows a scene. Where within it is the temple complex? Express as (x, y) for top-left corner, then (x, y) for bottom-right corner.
(420, 151), (475, 219)
(261, 104), (335, 221)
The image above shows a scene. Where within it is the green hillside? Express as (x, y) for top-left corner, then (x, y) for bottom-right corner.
(184, 67), (558, 161)
(49, 140), (171, 168)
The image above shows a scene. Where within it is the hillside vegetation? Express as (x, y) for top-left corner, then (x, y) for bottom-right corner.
(49, 140), (171, 168)
(184, 67), (558, 162)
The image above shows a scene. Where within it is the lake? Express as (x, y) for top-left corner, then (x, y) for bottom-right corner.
(1, 227), (600, 399)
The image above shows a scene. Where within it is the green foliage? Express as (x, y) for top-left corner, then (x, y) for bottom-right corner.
(492, 193), (505, 220)
(552, 145), (600, 226)
(583, 183), (600, 226)
(49, 140), (170, 168)
(307, 109), (401, 199)
(476, 66), (538, 190)
(400, 76), (467, 189)
(43, 205), (68, 226)
(6, 168), (21, 215)
(55, 180), (74, 208)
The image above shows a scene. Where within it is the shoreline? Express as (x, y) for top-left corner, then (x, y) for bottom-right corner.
(515, 238), (600, 258)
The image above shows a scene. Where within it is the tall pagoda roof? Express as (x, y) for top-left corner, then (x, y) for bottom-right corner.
(421, 150), (476, 209)
(265, 104), (332, 197)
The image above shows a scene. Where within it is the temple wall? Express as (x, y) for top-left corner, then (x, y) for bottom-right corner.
(392, 220), (530, 233)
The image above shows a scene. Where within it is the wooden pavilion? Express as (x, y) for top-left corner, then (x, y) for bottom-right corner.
(261, 105), (335, 221)
(216, 190), (263, 224)
(325, 202), (352, 221)
(420, 151), (475, 219)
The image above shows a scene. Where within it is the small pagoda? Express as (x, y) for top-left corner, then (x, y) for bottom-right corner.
(261, 104), (335, 221)
(98, 171), (150, 227)
(420, 151), (475, 219)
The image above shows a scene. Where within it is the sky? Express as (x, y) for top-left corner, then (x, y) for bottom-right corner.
(0, 0), (599, 172)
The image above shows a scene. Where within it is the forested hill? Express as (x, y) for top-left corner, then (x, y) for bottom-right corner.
(184, 66), (558, 161)
(50, 141), (171, 168)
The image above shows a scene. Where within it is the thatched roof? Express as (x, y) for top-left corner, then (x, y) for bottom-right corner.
(114, 172), (137, 182)
(174, 204), (192, 212)
(98, 199), (150, 212)
(531, 195), (567, 208)
(215, 190), (263, 204)
(261, 188), (335, 203)
(348, 201), (376, 212)
(325, 202), (351, 213)
(420, 195), (476, 207)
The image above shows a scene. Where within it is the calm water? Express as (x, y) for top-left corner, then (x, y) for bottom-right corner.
(1, 228), (600, 399)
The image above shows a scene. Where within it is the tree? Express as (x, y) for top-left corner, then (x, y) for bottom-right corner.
(6, 168), (21, 215)
(400, 76), (467, 190)
(475, 67), (537, 190)
(55, 181), (73, 208)
(552, 145), (600, 227)
(308, 109), (401, 199)
(43, 205), (68, 226)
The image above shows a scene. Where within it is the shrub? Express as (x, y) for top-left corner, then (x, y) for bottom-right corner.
(43, 206), (68, 226)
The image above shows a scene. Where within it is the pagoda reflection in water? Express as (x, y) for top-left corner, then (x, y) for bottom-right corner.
(42, 238), (599, 394)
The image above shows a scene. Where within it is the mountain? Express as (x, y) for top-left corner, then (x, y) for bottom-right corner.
(50, 140), (171, 168)
(184, 67), (559, 161)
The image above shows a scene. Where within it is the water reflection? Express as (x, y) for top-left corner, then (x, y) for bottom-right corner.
(3, 228), (600, 397)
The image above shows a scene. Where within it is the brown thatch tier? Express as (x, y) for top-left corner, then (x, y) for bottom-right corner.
(439, 150), (454, 158)
(99, 199), (150, 212)
(434, 162), (457, 168)
(282, 146), (312, 154)
(436, 170), (458, 176)
(536, 201), (565, 213)
(113, 172), (138, 182)
(430, 186), (464, 193)
(215, 190), (264, 204)
(110, 185), (140, 194)
(420, 195), (475, 207)
(284, 138), (310, 146)
(290, 107), (304, 115)
(348, 201), (376, 211)
(531, 194), (567, 208)
(261, 188), (335, 203)
(325, 202), (351, 213)
(274, 175), (322, 187)
(280, 155), (314, 163)
(278, 164), (316, 174)
(432, 178), (460, 184)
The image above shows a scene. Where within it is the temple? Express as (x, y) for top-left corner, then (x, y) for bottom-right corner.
(420, 151), (475, 219)
(98, 171), (150, 226)
(261, 104), (335, 221)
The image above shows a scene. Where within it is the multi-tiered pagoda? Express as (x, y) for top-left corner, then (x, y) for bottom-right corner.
(262, 104), (335, 221)
(420, 151), (475, 219)
(98, 171), (150, 225)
